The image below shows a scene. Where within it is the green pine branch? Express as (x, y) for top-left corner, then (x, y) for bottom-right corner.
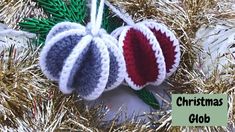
(37, 0), (75, 22)
(19, 18), (56, 34)
(19, 0), (87, 44)
(68, 0), (87, 23)
(37, 0), (87, 23)
(101, 5), (123, 33)
(19, 0), (122, 43)
(135, 89), (160, 110)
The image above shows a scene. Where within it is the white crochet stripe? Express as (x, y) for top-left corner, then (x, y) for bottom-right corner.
(111, 26), (130, 40)
(45, 22), (85, 43)
(101, 34), (126, 91)
(141, 20), (181, 77)
(39, 29), (86, 81)
(118, 24), (166, 90)
(59, 35), (92, 94)
(59, 36), (110, 100)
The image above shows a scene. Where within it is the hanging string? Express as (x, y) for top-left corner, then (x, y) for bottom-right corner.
(105, 1), (135, 26)
(92, 0), (105, 35)
(90, 0), (97, 31)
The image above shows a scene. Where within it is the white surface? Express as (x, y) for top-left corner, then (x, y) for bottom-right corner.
(87, 83), (171, 123)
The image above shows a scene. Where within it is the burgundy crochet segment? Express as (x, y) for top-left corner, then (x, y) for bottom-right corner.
(142, 21), (181, 77)
(151, 29), (176, 73)
(123, 28), (159, 87)
(111, 20), (180, 90)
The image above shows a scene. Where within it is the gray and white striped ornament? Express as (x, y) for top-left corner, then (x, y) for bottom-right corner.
(39, 0), (125, 100)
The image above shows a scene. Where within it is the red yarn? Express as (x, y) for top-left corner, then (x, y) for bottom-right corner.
(151, 28), (176, 73)
(123, 28), (159, 87)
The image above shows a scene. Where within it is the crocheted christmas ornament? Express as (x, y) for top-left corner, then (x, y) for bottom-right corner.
(18, 0), (162, 108)
(106, 2), (180, 90)
(39, 0), (125, 100)
(112, 24), (166, 90)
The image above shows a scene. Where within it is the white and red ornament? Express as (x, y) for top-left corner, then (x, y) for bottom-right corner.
(106, 1), (181, 90)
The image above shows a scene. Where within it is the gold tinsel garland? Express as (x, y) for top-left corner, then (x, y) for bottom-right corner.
(0, 0), (46, 28)
(0, 0), (235, 131)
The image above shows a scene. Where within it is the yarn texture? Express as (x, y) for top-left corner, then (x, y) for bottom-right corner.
(106, 1), (181, 90)
(39, 0), (126, 100)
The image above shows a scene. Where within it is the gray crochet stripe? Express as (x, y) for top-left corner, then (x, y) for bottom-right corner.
(45, 35), (82, 79)
(106, 49), (119, 88)
(67, 41), (103, 97)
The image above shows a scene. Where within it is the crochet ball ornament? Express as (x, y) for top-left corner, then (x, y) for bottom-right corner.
(39, 0), (125, 100)
(106, 2), (181, 90)
(112, 23), (166, 90)
(111, 21), (180, 90)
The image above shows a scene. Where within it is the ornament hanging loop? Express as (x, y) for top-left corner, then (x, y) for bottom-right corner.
(90, 0), (105, 36)
(105, 1), (135, 26)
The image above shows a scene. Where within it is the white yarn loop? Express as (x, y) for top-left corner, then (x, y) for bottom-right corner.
(105, 1), (135, 26)
(90, 0), (105, 36)
(93, 0), (105, 34)
(90, 0), (97, 30)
